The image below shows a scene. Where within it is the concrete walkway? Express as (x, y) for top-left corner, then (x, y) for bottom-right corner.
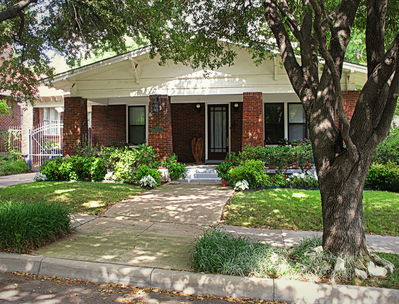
(0, 172), (36, 188)
(223, 225), (399, 254)
(35, 183), (234, 270)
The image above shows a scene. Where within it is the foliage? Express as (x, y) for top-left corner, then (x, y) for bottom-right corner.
(0, 201), (70, 253)
(193, 228), (398, 285)
(287, 172), (319, 188)
(366, 162), (399, 192)
(238, 142), (313, 172)
(228, 160), (270, 189)
(161, 154), (186, 180)
(75, 144), (101, 157)
(215, 160), (238, 181)
(39, 157), (64, 181)
(102, 145), (159, 183)
(33, 173), (47, 182)
(373, 129), (399, 165)
(234, 180), (249, 191)
(139, 175), (158, 189)
(90, 158), (107, 182)
(224, 189), (399, 236)
(269, 173), (289, 187)
(0, 158), (29, 176)
(135, 165), (161, 186)
(0, 99), (9, 116)
(0, 182), (142, 215)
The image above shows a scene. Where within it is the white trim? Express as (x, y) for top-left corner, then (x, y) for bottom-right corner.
(205, 103), (208, 161)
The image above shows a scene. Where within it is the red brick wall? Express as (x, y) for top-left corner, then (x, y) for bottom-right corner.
(230, 102), (243, 152)
(171, 103), (205, 163)
(0, 98), (22, 131)
(63, 97), (88, 156)
(148, 95), (173, 158)
(342, 90), (361, 120)
(242, 92), (264, 147)
(92, 105), (126, 147)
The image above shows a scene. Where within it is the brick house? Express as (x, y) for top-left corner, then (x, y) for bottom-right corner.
(48, 46), (367, 163)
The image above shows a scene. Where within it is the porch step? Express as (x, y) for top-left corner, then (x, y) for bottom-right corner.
(179, 165), (221, 183)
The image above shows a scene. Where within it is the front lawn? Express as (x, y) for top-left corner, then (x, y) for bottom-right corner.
(0, 182), (143, 215)
(223, 189), (399, 236)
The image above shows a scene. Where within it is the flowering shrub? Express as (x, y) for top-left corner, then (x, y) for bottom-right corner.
(234, 180), (249, 191)
(34, 173), (47, 182)
(140, 175), (158, 188)
(287, 172), (318, 188)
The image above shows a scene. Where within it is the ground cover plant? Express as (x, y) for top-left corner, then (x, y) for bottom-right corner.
(223, 189), (399, 236)
(0, 182), (142, 215)
(0, 153), (29, 176)
(192, 228), (398, 289)
(0, 201), (71, 253)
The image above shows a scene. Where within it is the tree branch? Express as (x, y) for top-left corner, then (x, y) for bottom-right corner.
(263, 0), (304, 97)
(271, 0), (302, 41)
(366, 0), (388, 77)
(0, 0), (37, 23)
(310, 0), (358, 159)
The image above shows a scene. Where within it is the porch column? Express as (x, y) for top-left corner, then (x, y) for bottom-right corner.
(242, 92), (264, 147)
(148, 95), (173, 157)
(63, 97), (88, 156)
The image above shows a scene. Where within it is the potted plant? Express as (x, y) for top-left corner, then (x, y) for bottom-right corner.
(215, 160), (236, 187)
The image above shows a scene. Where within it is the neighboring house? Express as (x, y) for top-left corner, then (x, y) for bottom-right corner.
(46, 46), (367, 163)
(0, 97), (23, 153)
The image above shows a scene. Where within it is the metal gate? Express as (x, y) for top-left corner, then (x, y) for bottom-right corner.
(28, 122), (63, 170)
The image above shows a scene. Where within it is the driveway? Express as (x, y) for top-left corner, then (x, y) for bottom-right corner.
(0, 172), (36, 189)
(35, 183), (234, 270)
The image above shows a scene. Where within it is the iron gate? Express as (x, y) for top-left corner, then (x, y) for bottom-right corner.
(28, 121), (63, 170)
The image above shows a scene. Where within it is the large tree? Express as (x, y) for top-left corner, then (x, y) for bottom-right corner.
(122, 0), (399, 260)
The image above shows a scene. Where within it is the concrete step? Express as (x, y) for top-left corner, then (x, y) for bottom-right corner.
(192, 173), (219, 179)
(178, 178), (221, 184)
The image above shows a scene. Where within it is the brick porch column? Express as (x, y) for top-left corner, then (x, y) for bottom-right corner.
(63, 97), (88, 156)
(242, 92), (264, 147)
(148, 95), (173, 157)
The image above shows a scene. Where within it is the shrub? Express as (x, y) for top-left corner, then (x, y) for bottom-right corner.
(162, 155), (186, 180)
(286, 172), (319, 188)
(215, 160), (237, 181)
(229, 160), (270, 189)
(139, 175), (158, 188)
(40, 157), (65, 180)
(269, 173), (289, 187)
(135, 165), (161, 186)
(366, 162), (399, 192)
(373, 128), (399, 164)
(0, 201), (71, 253)
(34, 172), (47, 182)
(90, 158), (107, 181)
(234, 180), (249, 191)
(0, 159), (29, 176)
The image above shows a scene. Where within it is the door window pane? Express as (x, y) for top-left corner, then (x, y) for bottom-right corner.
(265, 103), (284, 144)
(128, 106), (146, 145)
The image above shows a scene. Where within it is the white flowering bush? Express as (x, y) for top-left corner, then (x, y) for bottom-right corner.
(286, 172), (318, 188)
(234, 180), (249, 191)
(103, 171), (115, 181)
(34, 173), (47, 182)
(140, 175), (158, 188)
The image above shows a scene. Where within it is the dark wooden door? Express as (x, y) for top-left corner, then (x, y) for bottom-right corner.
(208, 104), (229, 160)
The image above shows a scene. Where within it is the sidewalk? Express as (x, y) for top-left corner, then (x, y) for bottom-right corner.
(222, 225), (399, 254)
(0, 172), (36, 189)
(35, 183), (234, 270)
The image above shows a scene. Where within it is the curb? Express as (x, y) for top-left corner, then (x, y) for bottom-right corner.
(1, 253), (398, 304)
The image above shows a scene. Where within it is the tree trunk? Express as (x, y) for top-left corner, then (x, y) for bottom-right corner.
(316, 152), (372, 258)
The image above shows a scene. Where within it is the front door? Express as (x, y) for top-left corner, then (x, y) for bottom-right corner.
(208, 104), (229, 160)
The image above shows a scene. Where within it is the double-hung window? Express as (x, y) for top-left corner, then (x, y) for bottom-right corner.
(128, 106), (146, 145)
(288, 103), (307, 141)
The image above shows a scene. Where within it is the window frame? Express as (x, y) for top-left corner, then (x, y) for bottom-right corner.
(287, 102), (307, 142)
(128, 105), (146, 146)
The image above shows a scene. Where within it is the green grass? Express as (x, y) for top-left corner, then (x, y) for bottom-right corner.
(0, 181), (143, 215)
(224, 189), (399, 236)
